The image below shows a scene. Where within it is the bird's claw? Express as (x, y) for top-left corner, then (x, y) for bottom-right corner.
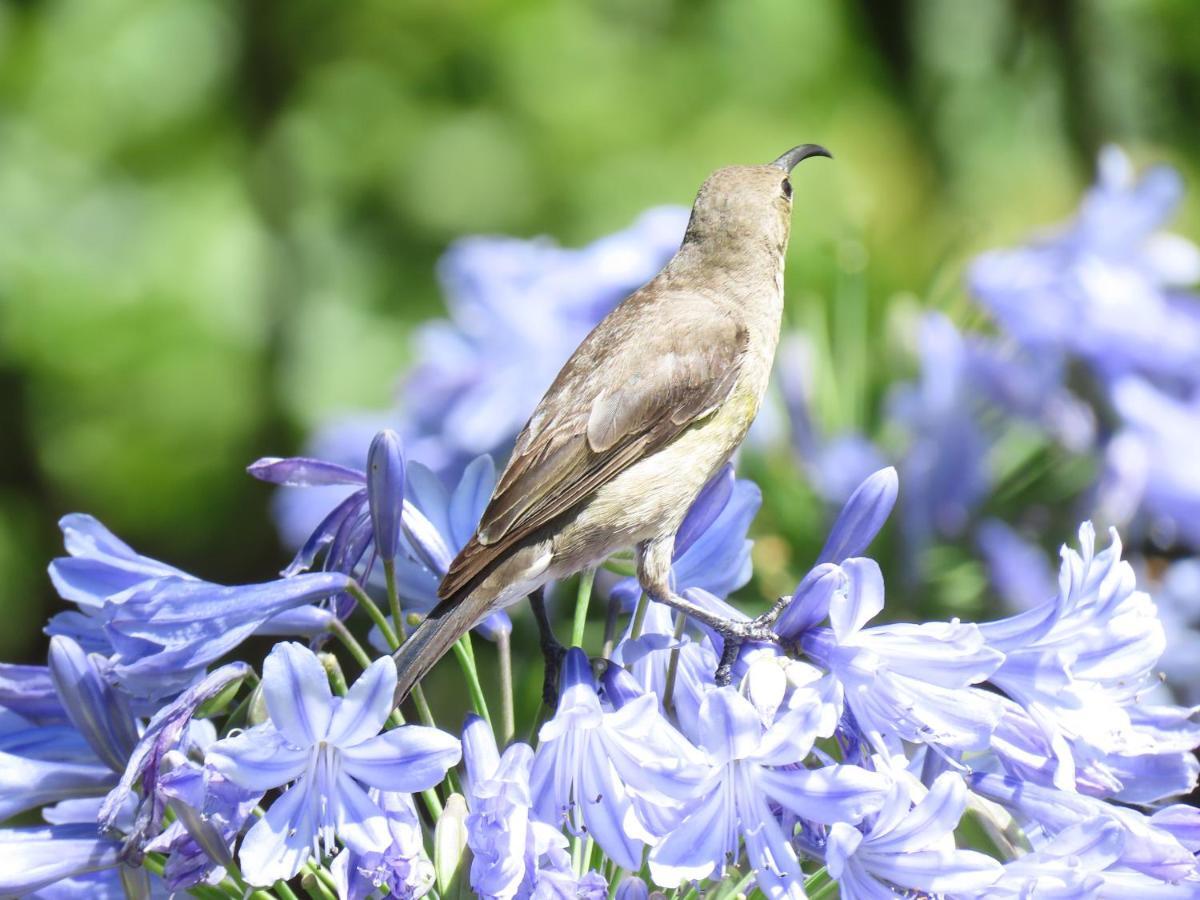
(711, 611), (783, 686)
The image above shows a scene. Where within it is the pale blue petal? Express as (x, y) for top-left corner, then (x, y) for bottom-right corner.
(648, 783), (733, 887)
(326, 657), (396, 748)
(262, 642), (333, 746)
(867, 771), (965, 853)
(340, 726), (461, 792)
(238, 777), (318, 885)
(864, 847), (1002, 894)
(0, 825), (122, 896)
(579, 737), (642, 870)
(206, 726), (308, 791)
(247, 457), (366, 487)
(756, 763), (889, 824)
(829, 558), (884, 642)
(332, 771), (392, 855)
(448, 455), (496, 551)
(696, 687), (762, 764)
(0, 750), (115, 819)
(817, 467), (898, 565)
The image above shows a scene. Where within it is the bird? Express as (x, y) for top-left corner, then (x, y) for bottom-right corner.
(392, 144), (832, 705)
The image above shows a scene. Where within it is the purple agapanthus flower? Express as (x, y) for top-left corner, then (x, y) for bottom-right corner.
(648, 686), (890, 896)
(145, 753), (262, 891)
(253, 450), (511, 639)
(826, 772), (1001, 898)
(1101, 378), (1200, 548)
(971, 145), (1200, 388)
(207, 642), (460, 884)
(45, 513), (347, 697)
(460, 713), (536, 899)
(329, 789), (435, 900)
(977, 523), (1169, 789)
(530, 649), (708, 870)
(800, 556), (1005, 757)
(970, 772), (1200, 887)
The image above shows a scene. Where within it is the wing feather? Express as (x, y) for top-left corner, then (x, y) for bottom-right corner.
(438, 291), (748, 601)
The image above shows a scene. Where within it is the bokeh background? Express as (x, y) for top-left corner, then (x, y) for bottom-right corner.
(3, 0), (1200, 662)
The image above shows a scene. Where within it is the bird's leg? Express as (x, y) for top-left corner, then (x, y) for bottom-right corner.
(529, 587), (565, 706)
(636, 538), (781, 686)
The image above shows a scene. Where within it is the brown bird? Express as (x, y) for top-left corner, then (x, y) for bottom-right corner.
(392, 145), (831, 704)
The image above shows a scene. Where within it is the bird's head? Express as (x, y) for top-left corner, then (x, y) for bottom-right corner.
(682, 144), (831, 259)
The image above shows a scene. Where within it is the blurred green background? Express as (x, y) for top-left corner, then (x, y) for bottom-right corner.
(2, 0), (1199, 661)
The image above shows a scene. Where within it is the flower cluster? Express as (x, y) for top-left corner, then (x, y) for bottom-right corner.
(2, 150), (1199, 899)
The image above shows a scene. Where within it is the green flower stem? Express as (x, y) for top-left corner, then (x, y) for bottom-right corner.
(452, 633), (492, 726)
(299, 862), (334, 900)
(383, 557), (404, 645)
(629, 591), (650, 640)
(601, 595), (621, 659)
(497, 628), (515, 744)
(411, 683), (438, 728)
(661, 612), (688, 714)
(274, 877), (304, 900)
(319, 652), (349, 696)
(326, 618), (375, 672)
(571, 568), (596, 648)
(346, 581), (400, 650)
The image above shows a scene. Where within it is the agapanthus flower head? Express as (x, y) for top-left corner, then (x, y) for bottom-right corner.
(800, 555), (1006, 756)
(206, 642), (460, 884)
(978, 522), (1169, 789)
(531, 648), (708, 870)
(45, 513), (346, 697)
(971, 145), (1200, 388)
(826, 772), (1002, 898)
(648, 685), (890, 896)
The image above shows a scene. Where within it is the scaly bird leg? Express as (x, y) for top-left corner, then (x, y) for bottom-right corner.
(529, 586), (565, 706)
(636, 537), (782, 686)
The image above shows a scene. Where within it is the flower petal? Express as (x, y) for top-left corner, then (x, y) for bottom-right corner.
(829, 558), (885, 641)
(817, 466), (898, 565)
(262, 642), (333, 746)
(756, 763), (889, 825)
(247, 457), (366, 487)
(648, 782), (733, 888)
(206, 726), (308, 791)
(326, 657), (397, 748)
(341, 726), (461, 792)
(238, 777), (318, 885)
(332, 771), (392, 855)
(578, 738), (642, 870)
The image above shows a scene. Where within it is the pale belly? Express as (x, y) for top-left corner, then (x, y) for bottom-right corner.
(548, 383), (763, 569)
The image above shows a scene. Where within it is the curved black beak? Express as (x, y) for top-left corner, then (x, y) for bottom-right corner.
(769, 144), (833, 172)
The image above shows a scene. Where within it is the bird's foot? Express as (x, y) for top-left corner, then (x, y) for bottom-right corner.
(711, 608), (784, 686)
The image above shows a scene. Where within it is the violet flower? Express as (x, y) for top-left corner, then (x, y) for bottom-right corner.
(207, 642), (460, 884)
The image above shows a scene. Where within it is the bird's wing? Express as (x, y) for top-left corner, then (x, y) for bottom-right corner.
(437, 293), (748, 601)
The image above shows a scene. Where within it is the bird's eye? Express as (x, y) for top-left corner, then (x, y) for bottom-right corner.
(781, 178), (793, 199)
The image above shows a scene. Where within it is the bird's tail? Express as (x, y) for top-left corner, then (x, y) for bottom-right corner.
(391, 591), (483, 705)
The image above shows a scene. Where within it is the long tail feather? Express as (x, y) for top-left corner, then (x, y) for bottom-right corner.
(391, 591), (483, 705)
